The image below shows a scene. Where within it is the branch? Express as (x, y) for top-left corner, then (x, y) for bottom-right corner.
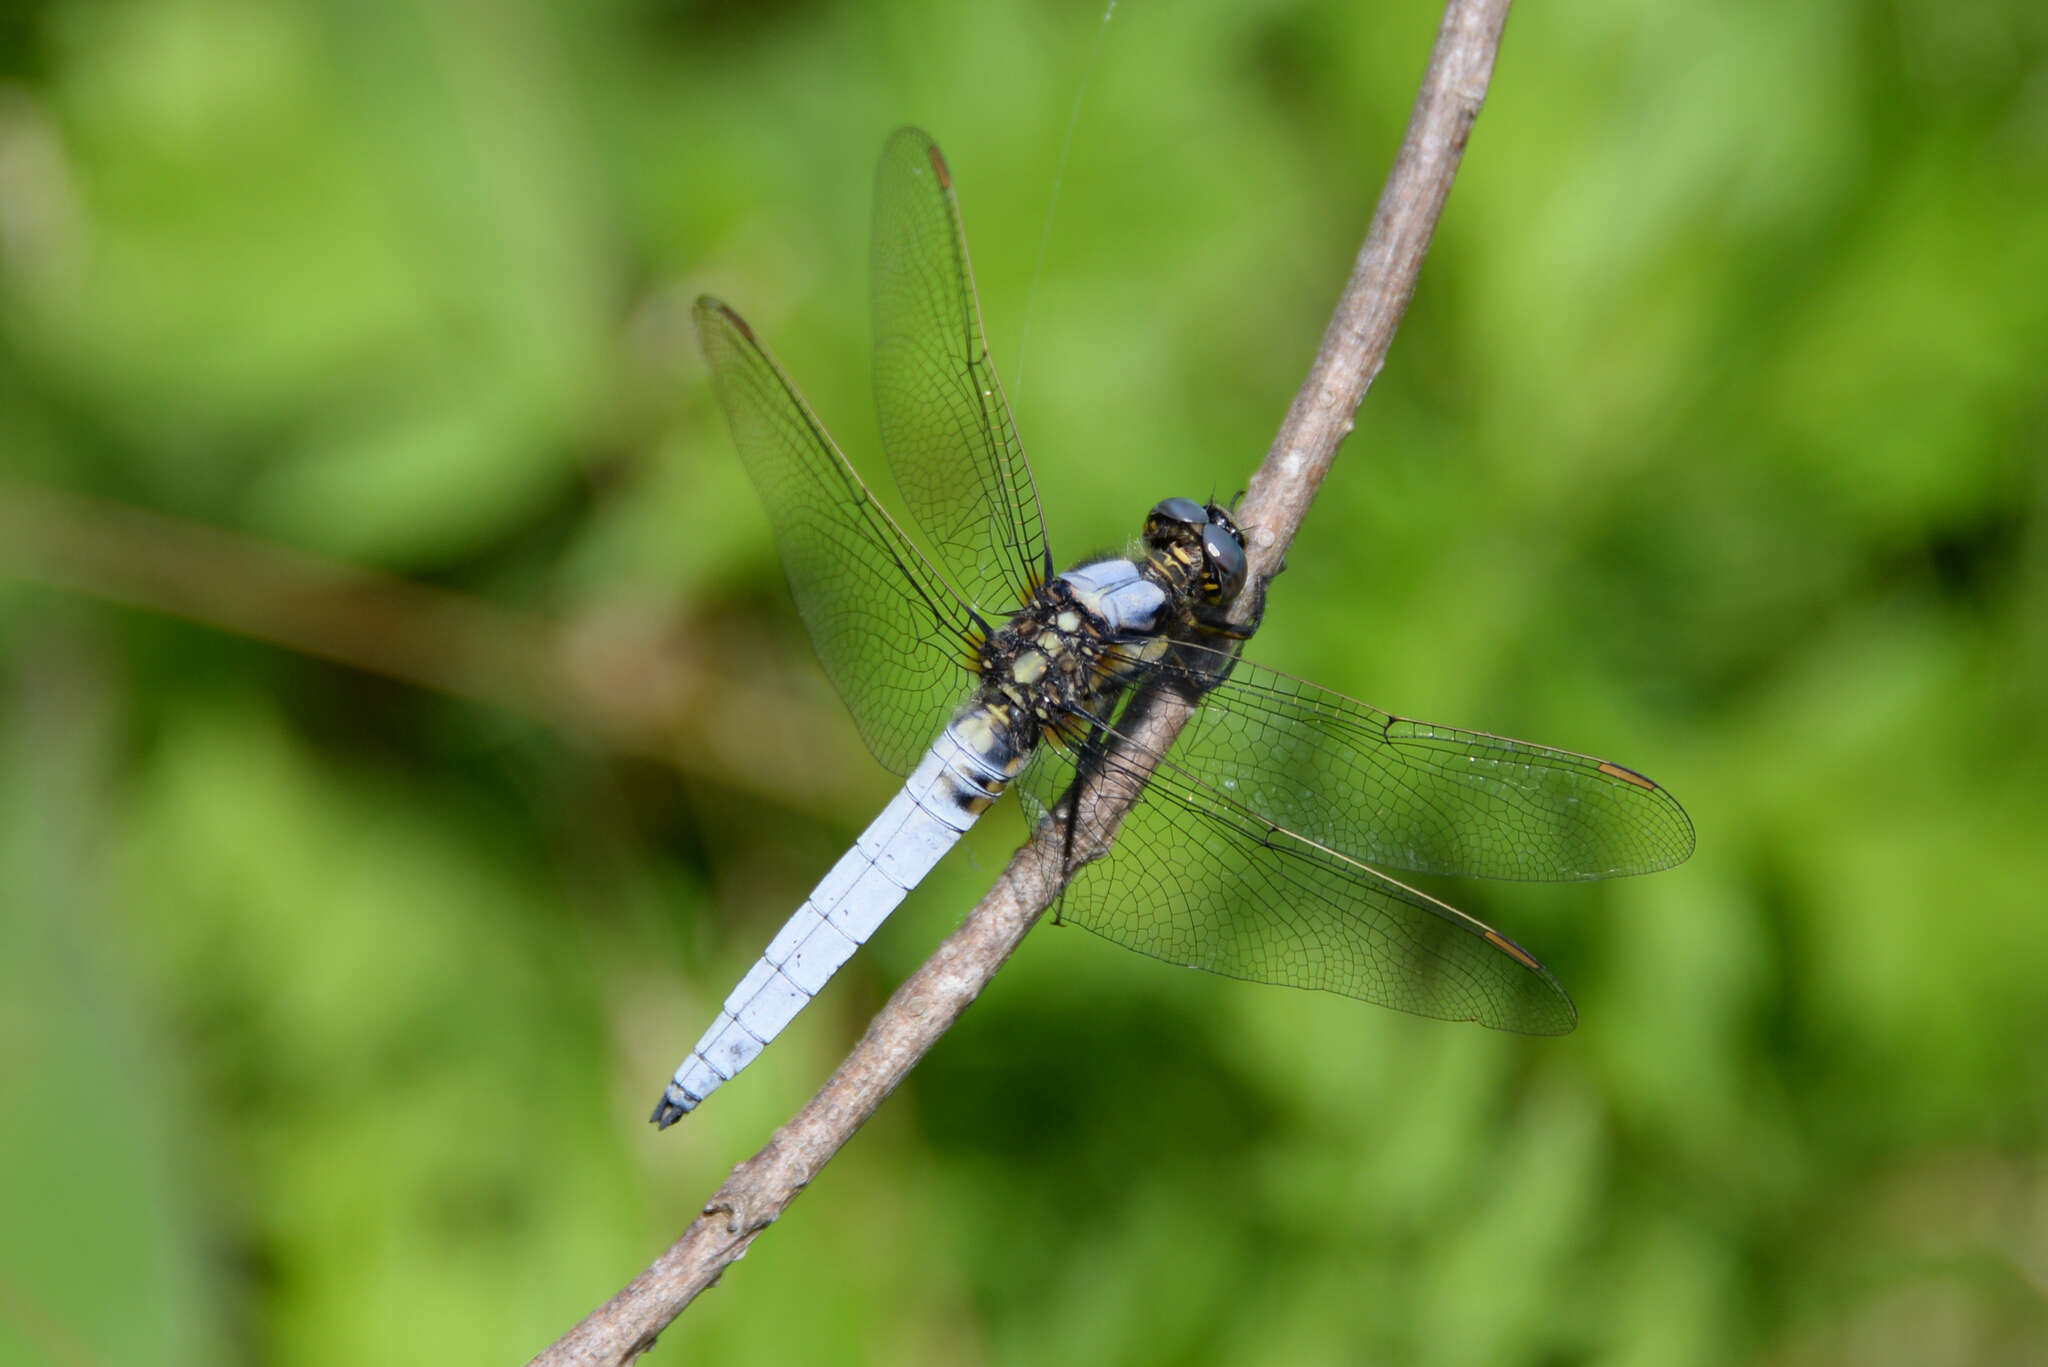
(532, 1), (1514, 1360)
(0, 477), (866, 817)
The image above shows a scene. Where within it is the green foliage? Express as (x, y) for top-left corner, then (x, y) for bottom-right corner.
(3, 0), (2045, 1362)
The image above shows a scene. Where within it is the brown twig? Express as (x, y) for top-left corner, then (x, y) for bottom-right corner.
(0, 477), (867, 816)
(531, 0), (1514, 1361)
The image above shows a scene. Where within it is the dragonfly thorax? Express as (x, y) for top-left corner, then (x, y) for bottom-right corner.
(962, 498), (1252, 770)
(969, 561), (1166, 761)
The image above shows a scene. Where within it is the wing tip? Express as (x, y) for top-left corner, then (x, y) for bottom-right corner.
(884, 124), (948, 189)
(1538, 993), (1580, 1035)
(1482, 926), (1543, 972)
(1595, 758), (1698, 871)
(694, 295), (756, 344)
(1597, 760), (1659, 791)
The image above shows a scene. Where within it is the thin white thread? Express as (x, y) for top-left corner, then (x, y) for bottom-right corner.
(1012, 0), (1118, 404)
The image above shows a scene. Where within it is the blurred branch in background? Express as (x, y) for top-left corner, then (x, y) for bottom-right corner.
(0, 475), (867, 817)
(530, 0), (1516, 1361)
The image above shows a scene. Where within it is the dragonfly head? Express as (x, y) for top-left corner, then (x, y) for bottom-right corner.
(1145, 497), (1248, 609)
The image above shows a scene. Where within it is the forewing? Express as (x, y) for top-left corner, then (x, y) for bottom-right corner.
(1017, 714), (1578, 1034)
(870, 126), (1052, 619)
(695, 296), (982, 776)
(1161, 645), (1695, 881)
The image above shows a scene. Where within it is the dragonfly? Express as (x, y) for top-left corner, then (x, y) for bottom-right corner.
(653, 127), (1693, 1127)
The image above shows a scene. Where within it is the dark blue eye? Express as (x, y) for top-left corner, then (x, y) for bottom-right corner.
(1201, 523), (1247, 602)
(1150, 496), (1207, 529)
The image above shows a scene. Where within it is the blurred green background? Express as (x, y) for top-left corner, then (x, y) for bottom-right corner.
(2, 0), (2044, 1363)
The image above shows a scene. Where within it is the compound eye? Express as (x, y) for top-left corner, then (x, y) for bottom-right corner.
(1201, 523), (1247, 603)
(1149, 496), (1207, 530)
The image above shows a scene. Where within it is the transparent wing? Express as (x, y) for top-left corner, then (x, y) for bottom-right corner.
(1017, 702), (1579, 1034)
(1161, 642), (1696, 882)
(871, 126), (1053, 620)
(695, 297), (983, 775)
